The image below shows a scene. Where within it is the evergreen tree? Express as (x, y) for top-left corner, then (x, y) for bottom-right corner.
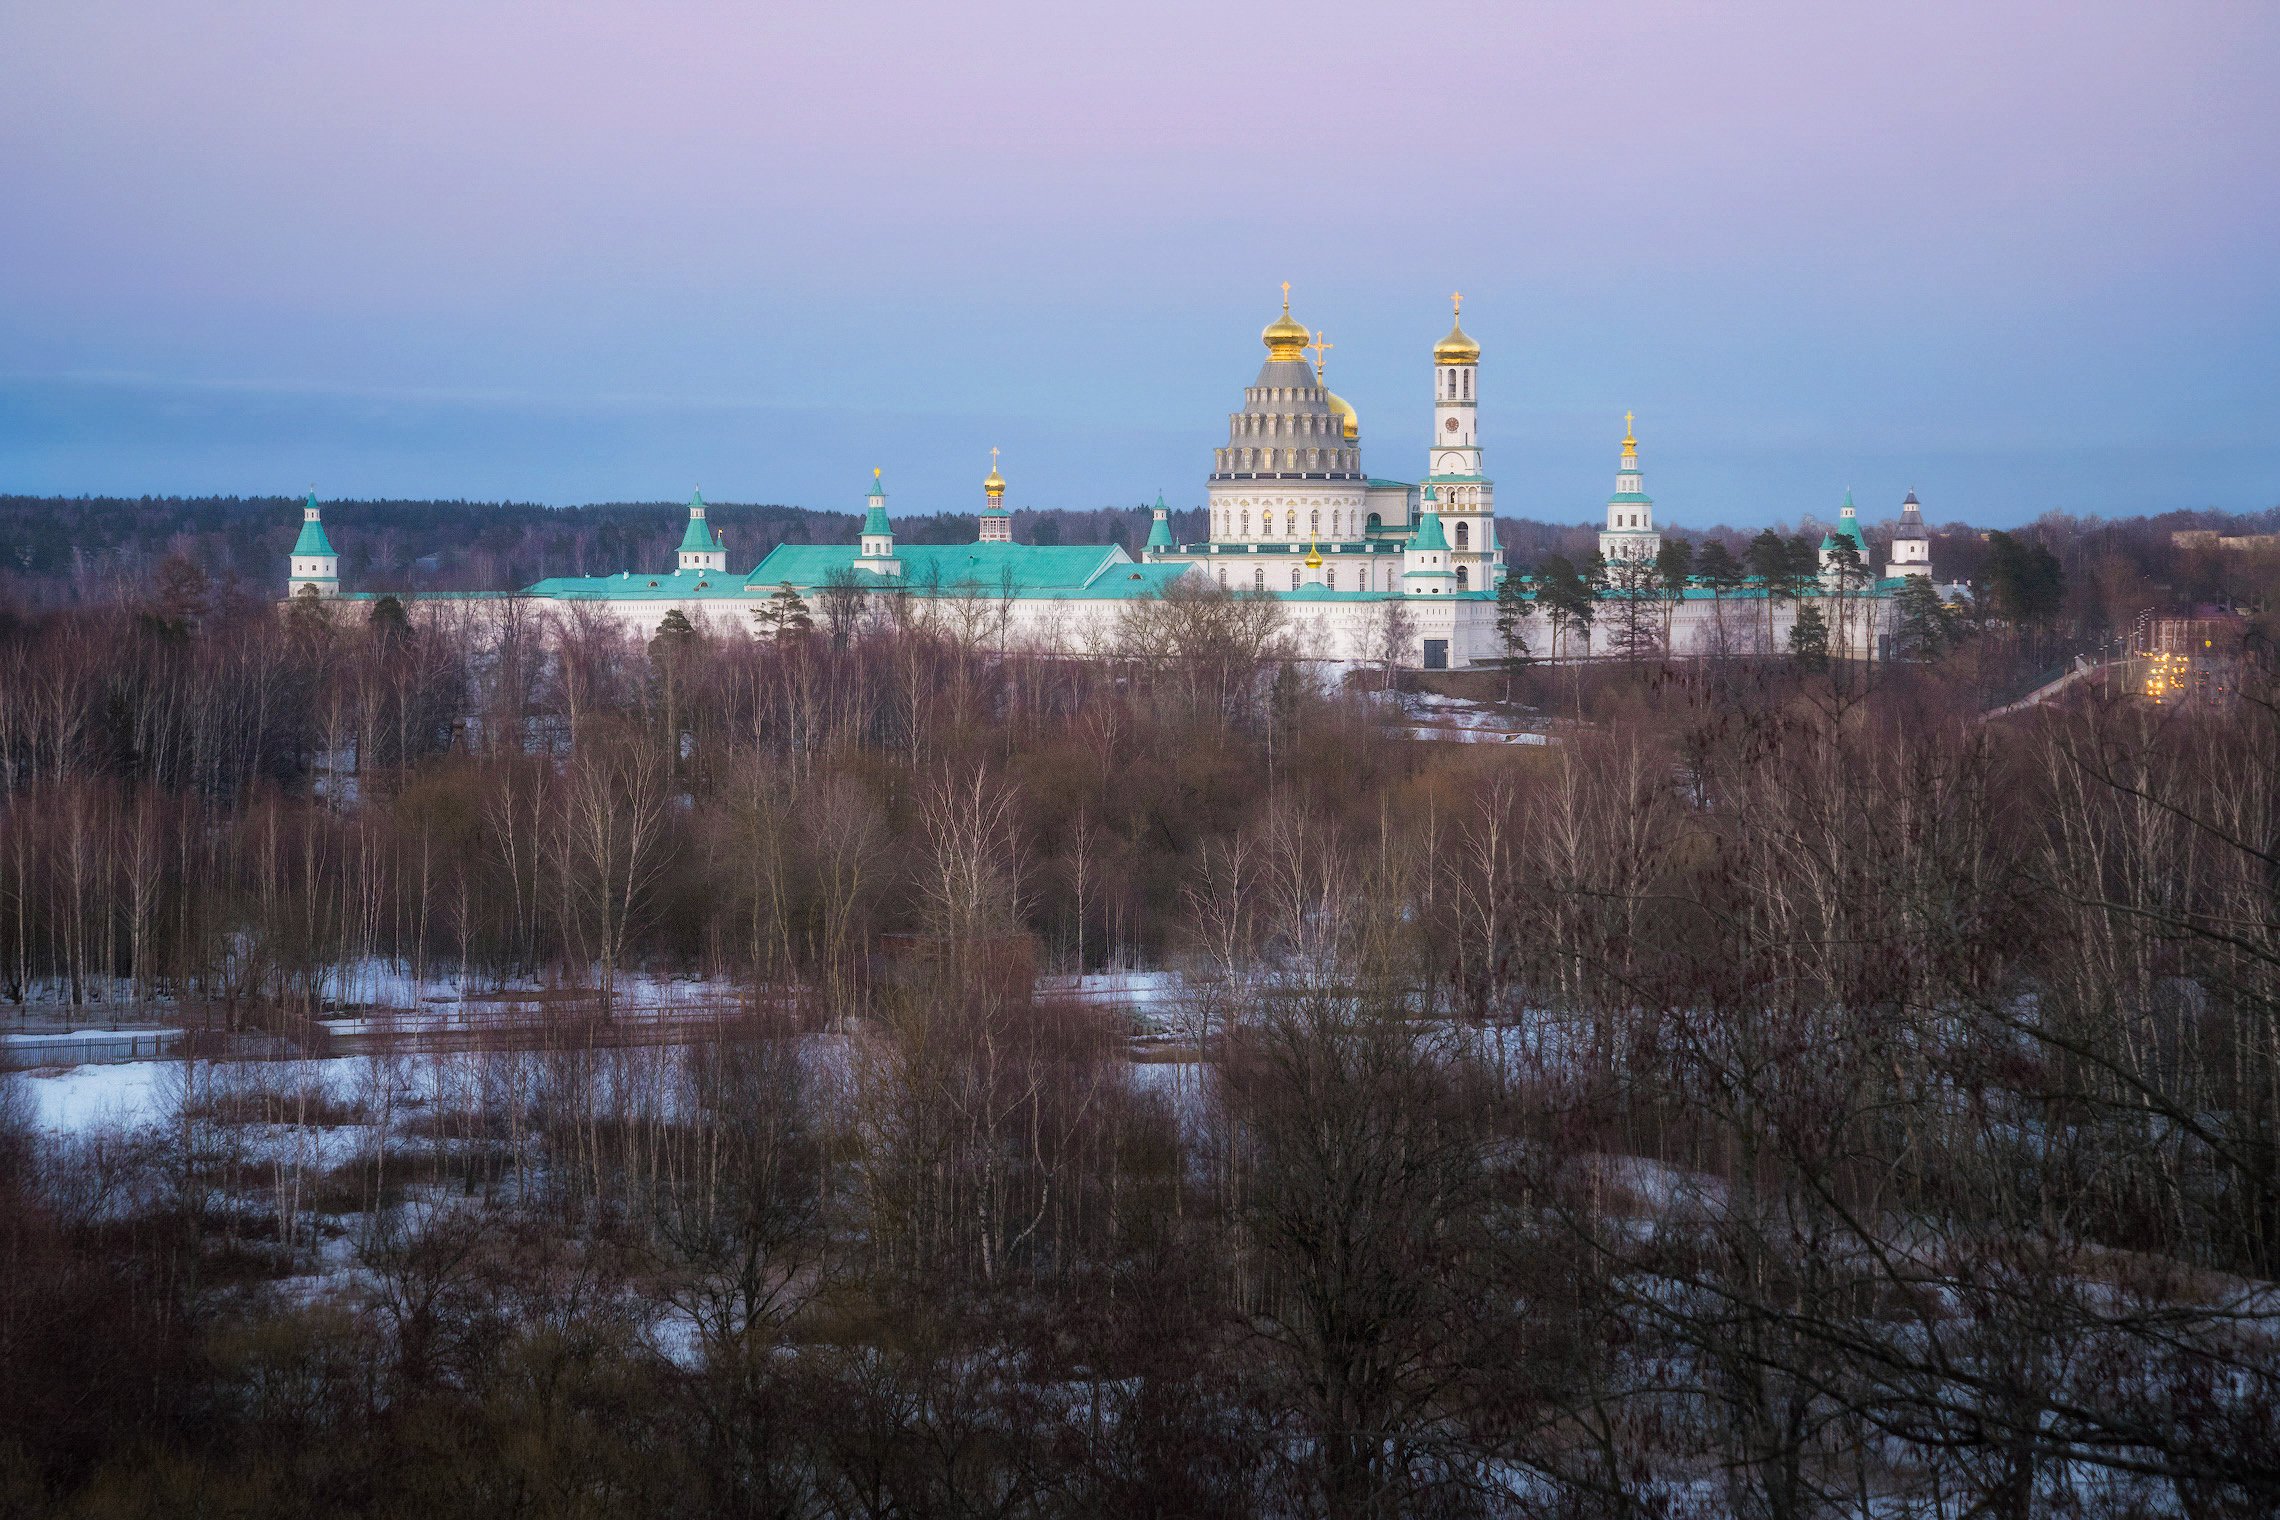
(1492, 569), (1537, 703)
(1607, 554), (1664, 661)
(1822, 539), (1868, 657)
(1983, 532), (2065, 627)
(368, 594), (411, 644)
(1696, 540), (1745, 596)
(1747, 530), (1793, 651)
(752, 582), (814, 641)
(283, 582), (333, 640)
(1535, 555), (1597, 660)
(1789, 601), (1830, 671)
(1891, 576), (1954, 661)
(1655, 538), (1695, 647)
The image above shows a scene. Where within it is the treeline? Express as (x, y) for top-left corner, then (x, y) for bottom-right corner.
(1, 573), (2278, 1514)
(0, 497), (1221, 607)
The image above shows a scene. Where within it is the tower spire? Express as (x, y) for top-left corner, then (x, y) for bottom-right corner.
(979, 448), (1011, 542)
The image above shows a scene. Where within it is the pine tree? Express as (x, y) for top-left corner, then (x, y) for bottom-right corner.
(1747, 529), (1792, 651)
(1607, 553), (1663, 661)
(1655, 537), (1695, 648)
(1492, 569), (1536, 703)
(1891, 576), (1953, 661)
(1789, 602), (1830, 671)
(1822, 539), (1868, 657)
(1535, 555), (1596, 661)
(1696, 540), (1745, 596)
(752, 583), (814, 642)
(368, 594), (411, 645)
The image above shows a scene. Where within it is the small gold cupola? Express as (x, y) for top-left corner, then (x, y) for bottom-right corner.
(1434, 290), (1481, 365)
(1310, 329), (1360, 441)
(1262, 280), (1310, 362)
(978, 447), (1012, 542)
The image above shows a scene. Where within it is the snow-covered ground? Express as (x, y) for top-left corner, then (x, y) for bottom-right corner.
(11, 1059), (181, 1132)
(1, 961), (748, 1016)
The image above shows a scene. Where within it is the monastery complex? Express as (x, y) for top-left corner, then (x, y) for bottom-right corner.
(287, 289), (1944, 667)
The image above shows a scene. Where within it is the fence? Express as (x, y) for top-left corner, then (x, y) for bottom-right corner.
(0, 1029), (184, 1069)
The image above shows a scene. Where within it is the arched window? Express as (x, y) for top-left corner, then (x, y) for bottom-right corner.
(1253, 566), (1265, 590)
(1455, 521), (1470, 550)
(1366, 511), (1383, 533)
(1290, 567), (1301, 590)
(1285, 510), (1297, 536)
(1240, 510), (1250, 536)
(1217, 566), (1227, 586)
(1456, 566), (1470, 591)
(1310, 509), (1320, 536)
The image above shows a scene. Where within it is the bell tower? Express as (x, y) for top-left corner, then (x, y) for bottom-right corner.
(1425, 294), (1497, 592)
(1598, 415), (1660, 563)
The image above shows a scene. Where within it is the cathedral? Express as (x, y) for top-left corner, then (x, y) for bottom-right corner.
(286, 289), (1940, 667)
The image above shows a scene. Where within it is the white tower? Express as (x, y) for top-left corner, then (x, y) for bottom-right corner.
(1425, 293), (1497, 593)
(288, 490), (340, 597)
(677, 489), (726, 573)
(1598, 414), (1660, 564)
(856, 468), (901, 575)
(1885, 490), (1932, 581)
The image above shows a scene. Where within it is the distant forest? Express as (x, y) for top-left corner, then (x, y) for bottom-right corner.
(3, 493), (2276, 617)
(0, 496), (1213, 606)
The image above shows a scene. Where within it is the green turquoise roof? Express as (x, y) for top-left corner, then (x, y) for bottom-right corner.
(522, 567), (748, 601)
(1146, 493), (1174, 550)
(747, 541), (1192, 601)
(677, 494), (720, 554)
(1408, 509), (1449, 552)
(863, 502), (892, 537)
(1833, 491), (1869, 551)
(1607, 491), (1654, 505)
(292, 495), (337, 559)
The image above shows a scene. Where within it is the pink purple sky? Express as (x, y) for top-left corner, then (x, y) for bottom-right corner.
(2, 1), (2276, 527)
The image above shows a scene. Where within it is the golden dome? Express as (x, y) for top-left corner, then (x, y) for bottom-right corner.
(983, 446), (1006, 499)
(1325, 390), (1360, 442)
(1262, 281), (1310, 361)
(1434, 290), (1481, 365)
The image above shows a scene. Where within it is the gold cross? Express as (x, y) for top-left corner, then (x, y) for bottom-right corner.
(1452, 291), (1462, 318)
(989, 446), (999, 471)
(1307, 330), (1333, 379)
(1625, 411), (1634, 434)
(1281, 280), (1291, 312)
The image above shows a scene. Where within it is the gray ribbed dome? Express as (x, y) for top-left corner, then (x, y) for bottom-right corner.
(1211, 358), (1363, 483)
